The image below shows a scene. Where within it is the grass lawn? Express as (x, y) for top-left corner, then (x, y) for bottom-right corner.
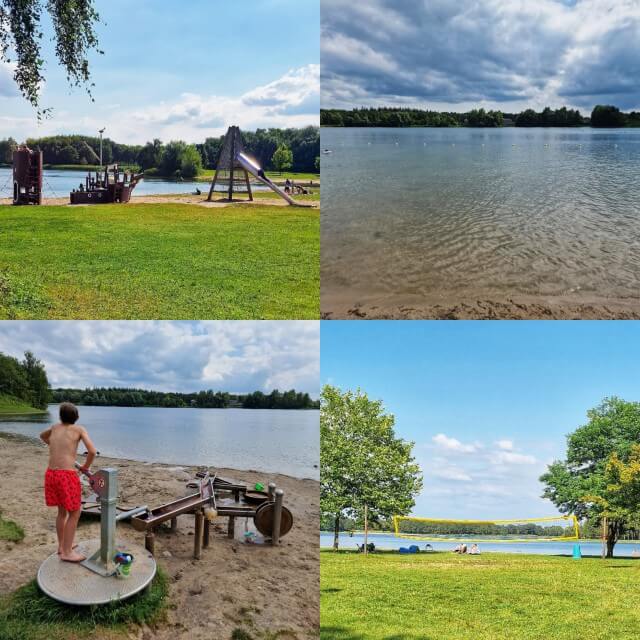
(0, 202), (318, 319)
(321, 550), (640, 640)
(197, 169), (320, 183)
(0, 393), (46, 415)
(0, 511), (24, 542)
(0, 571), (168, 640)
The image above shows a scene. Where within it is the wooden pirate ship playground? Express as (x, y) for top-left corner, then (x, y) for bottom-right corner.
(70, 165), (144, 204)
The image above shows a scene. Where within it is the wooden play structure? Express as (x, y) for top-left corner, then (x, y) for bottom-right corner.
(207, 125), (301, 205)
(70, 165), (143, 204)
(130, 470), (293, 559)
(12, 145), (42, 205)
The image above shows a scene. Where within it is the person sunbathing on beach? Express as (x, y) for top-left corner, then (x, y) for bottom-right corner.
(40, 402), (97, 562)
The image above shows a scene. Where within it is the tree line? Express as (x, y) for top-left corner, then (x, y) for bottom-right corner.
(0, 351), (50, 410)
(52, 387), (319, 410)
(0, 127), (320, 178)
(321, 105), (640, 128)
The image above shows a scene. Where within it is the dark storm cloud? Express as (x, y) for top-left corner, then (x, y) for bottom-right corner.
(0, 321), (319, 395)
(321, 0), (640, 111)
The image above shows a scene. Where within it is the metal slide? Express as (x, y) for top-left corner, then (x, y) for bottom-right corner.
(236, 152), (299, 205)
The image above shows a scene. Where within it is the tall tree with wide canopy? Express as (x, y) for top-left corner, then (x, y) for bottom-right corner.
(0, 0), (101, 113)
(320, 385), (423, 550)
(540, 397), (640, 557)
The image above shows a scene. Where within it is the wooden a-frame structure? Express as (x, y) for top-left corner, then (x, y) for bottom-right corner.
(207, 126), (253, 202)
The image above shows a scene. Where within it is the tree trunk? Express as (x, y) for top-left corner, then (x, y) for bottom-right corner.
(606, 521), (620, 558)
(333, 514), (340, 551)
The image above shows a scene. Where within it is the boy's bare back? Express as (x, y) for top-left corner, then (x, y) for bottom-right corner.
(41, 423), (95, 470)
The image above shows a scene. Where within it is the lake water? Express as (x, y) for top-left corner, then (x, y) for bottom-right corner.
(321, 127), (640, 313)
(0, 405), (319, 480)
(0, 167), (268, 198)
(320, 532), (639, 557)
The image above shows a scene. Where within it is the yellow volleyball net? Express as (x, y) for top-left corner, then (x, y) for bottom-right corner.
(393, 515), (579, 543)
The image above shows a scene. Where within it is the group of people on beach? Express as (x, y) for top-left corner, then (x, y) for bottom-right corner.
(453, 543), (481, 555)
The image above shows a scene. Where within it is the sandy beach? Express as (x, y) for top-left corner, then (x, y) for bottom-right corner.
(0, 433), (319, 639)
(321, 293), (640, 320)
(0, 193), (318, 208)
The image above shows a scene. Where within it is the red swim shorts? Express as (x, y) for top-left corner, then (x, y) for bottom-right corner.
(44, 469), (82, 512)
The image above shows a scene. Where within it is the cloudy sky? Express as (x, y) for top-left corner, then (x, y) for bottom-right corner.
(0, 0), (319, 143)
(0, 321), (319, 395)
(321, 0), (640, 112)
(322, 321), (640, 520)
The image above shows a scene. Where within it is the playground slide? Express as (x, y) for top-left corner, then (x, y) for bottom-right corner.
(236, 153), (299, 206)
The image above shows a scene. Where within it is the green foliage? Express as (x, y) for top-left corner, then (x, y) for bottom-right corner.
(137, 138), (164, 170)
(540, 397), (640, 556)
(0, 1), (101, 113)
(272, 144), (293, 173)
(0, 350), (50, 410)
(514, 106), (584, 127)
(321, 385), (422, 550)
(0, 137), (16, 163)
(321, 551), (640, 640)
(0, 202), (319, 319)
(0, 510), (24, 541)
(50, 386), (317, 409)
(179, 144), (203, 178)
(591, 104), (627, 127)
(322, 105), (638, 128)
(242, 389), (319, 409)
(0, 569), (168, 639)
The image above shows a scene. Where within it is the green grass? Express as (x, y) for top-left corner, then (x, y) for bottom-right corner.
(0, 202), (319, 319)
(196, 169), (320, 183)
(0, 510), (24, 542)
(0, 569), (168, 640)
(321, 550), (640, 640)
(0, 393), (46, 415)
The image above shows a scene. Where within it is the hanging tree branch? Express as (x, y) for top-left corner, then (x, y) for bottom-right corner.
(0, 0), (101, 116)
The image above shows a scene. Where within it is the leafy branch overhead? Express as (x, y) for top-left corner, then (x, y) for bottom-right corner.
(0, 0), (102, 114)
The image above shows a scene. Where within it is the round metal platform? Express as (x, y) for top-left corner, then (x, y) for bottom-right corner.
(37, 538), (156, 606)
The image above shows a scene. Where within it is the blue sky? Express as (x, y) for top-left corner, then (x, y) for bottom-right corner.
(321, 321), (640, 520)
(0, 321), (319, 396)
(322, 0), (640, 112)
(0, 0), (319, 142)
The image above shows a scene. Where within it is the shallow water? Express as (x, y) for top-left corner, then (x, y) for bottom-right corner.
(321, 127), (640, 309)
(320, 532), (639, 557)
(0, 167), (268, 198)
(0, 405), (319, 479)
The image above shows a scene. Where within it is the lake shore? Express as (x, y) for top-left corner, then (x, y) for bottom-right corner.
(0, 192), (318, 208)
(321, 292), (640, 320)
(0, 433), (319, 639)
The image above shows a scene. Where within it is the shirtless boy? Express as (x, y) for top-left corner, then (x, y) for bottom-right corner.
(40, 402), (97, 562)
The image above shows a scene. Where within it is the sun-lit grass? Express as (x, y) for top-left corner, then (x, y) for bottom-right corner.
(0, 570), (168, 640)
(321, 550), (640, 640)
(0, 202), (319, 319)
(0, 393), (46, 415)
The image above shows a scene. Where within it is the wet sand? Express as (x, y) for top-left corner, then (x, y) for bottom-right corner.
(322, 293), (640, 320)
(0, 433), (319, 640)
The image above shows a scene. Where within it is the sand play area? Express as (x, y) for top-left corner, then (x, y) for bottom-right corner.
(0, 433), (319, 639)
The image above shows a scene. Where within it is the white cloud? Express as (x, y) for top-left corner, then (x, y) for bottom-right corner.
(415, 433), (549, 519)
(0, 321), (319, 395)
(432, 433), (479, 453)
(322, 0), (640, 111)
(0, 65), (320, 144)
(496, 439), (514, 451)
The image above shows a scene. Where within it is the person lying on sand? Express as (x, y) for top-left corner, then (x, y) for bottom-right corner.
(40, 402), (97, 563)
